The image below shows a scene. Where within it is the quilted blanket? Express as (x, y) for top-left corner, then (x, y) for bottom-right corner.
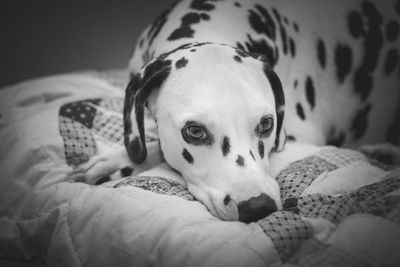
(0, 71), (399, 267)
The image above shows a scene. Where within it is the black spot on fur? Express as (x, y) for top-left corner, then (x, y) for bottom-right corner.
(222, 136), (231, 156)
(190, 0), (216, 11)
(348, 11), (364, 38)
(176, 57), (189, 68)
(168, 12), (208, 41)
(120, 166), (134, 177)
(294, 79), (298, 89)
(296, 103), (305, 120)
(279, 25), (288, 55)
(249, 5), (276, 41)
(335, 43), (352, 83)
(305, 76), (315, 110)
(327, 127), (346, 147)
(190, 49), (196, 52)
(234, 55), (243, 63)
(317, 39), (326, 69)
(234, 2), (241, 7)
(286, 135), (296, 141)
(182, 148), (194, 164)
(293, 22), (299, 32)
(224, 195), (232, 206)
(386, 20), (399, 42)
(289, 38), (296, 57)
(236, 155), (245, 167)
(147, 9), (170, 46)
(258, 141), (265, 159)
(354, 69), (373, 101)
(200, 13), (210, 20)
(386, 103), (400, 145)
(351, 103), (372, 139)
(95, 176), (111, 185)
(385, 49), (399, 75)
(250, 150), (256, 161)
(240, 34), (278, 66)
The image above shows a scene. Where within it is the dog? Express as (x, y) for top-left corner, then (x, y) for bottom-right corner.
(71, 0), (400, 223)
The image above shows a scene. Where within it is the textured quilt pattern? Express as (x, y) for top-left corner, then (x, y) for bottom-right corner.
(57, 96), (400, 266)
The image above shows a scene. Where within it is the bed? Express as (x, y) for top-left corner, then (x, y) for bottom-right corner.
(0, 70), (399, 267)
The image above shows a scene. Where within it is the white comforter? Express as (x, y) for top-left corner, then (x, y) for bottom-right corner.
(0, 71), (399, 267)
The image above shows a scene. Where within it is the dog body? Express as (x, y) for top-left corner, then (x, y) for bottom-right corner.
(72, 0), (400, 222)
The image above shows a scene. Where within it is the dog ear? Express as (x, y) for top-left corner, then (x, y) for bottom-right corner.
(263, 64), (286, 152)
(124, 58), (172, 164)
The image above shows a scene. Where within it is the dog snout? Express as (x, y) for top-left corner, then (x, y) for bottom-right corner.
(237, 193), (277, 223)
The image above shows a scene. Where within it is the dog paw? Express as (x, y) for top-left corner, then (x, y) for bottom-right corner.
(68, 154), (121, 185)
(359, 143), (400, 166)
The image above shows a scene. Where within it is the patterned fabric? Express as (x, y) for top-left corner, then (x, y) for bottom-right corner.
(59, 96), (400, 266)
(106, 176), (195, 201)
(58, 98), (124, 166)
(258, 211), (313, 261)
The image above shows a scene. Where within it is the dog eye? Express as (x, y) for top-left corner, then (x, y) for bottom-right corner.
(186, 125), (207, 140)
(256, 115), (274, 137)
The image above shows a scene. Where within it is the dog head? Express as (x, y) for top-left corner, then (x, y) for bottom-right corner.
(124, 43), (285, 222)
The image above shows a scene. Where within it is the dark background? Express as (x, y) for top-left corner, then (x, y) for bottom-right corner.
(0, 0), (173, 88)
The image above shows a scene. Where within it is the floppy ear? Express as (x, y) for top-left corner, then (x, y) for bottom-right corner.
(123, 58), (172, 164)
(263, 64), (286, 152)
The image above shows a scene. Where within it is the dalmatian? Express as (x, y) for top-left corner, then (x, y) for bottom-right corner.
(70, 0), (400, 223)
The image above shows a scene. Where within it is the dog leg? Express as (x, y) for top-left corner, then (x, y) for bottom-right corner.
(69, 140), (163, 184)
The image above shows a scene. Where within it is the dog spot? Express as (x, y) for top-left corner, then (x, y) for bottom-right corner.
(385, 49), (399, 75)
(279, 24), (288, 55)
(386, 105), (400, 144)
(190, 0), (216, 11)
(182, 148), (194, 164)
(348, 11), (364, 38)
(351, 103), (372, 139)
(224, 194), (232, 206)
(120, 166), (134, 177)
(147, 9), (170, 46)
(335, 43), (353, 83)
(190, 49), (196, 52)
(296, 103), (306, 120)
(258, 141), (265, 159)
(354, 69), (373, 101)
(234, 55), (243, 63)
(95, 176), (111, 185)
(236, 48), (250, 58)
(305, 76), (315, 110)
(168, 12), (207, 41)
(286, 135), (296, 141)
(294, 79), (298, 89)
(327, 127), (346, 147)
(249, 5), (276, 41)
(236, 155), (245, 167)
(317, 39), (326, 69)
(239, 35), (278, 66)
(386, 20), (399, 41)
(221, 136), (231, 156)
(234, 2), (241, 7)
(289, 38), (296, 57)
(200, 13), (210, 20)
(250, 150), (256, 161)
(293, 22), (299, 32)
(176, 57), (189, 69)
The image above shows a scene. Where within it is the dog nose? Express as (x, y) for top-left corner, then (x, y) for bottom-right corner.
(237, 193), (277, 223)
